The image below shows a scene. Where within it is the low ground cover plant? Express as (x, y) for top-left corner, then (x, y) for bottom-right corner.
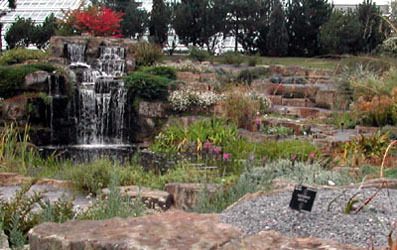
(138, 65), (177, 80)
(0, 48), (47, 66)
(125, 72), (171, 101)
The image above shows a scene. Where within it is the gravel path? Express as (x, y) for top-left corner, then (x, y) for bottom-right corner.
(221, 187), (397, 247)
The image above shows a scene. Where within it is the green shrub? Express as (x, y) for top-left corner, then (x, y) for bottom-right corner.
(236, 67), (269, 85)
(0, 48), (47, 65)
(193, 167), (269, 213)
(0, 63), (57, 98)
(189, 47), (210, 62)
(78, 175), (146, 220)
(260, 159), (353, 185)
(219, 51), (244, 66)
(139, 65), (177, 80)
(222, 90), (259, 129)
(125, 72), (171, 101)
(247, 53), (261, 67)
(135, 42), (163, 67)
(63, 158), (114, 194)
(151, 117), (238, 153)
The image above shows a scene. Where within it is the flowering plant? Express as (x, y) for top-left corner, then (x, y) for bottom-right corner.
(168, 90), (222, 112)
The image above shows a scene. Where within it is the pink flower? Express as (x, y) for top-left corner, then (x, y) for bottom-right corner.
(223, 153), (230, 160)
(291, 154), (297, 161)
(309, 152), (315, 159)
(262, 156), (267, 165)
(213, 147), (222, 154)
(254, 118), (261, 125)
(204, 141), (212, 149)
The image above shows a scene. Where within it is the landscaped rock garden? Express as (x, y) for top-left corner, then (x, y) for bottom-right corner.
(1, 37), (397, 250)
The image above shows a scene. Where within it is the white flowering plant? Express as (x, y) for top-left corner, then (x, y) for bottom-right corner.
(169, 90), (223, 112)
(248, 92), (272, 113)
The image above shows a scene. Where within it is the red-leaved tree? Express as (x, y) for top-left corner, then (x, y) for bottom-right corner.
(62, 5), (125, 37)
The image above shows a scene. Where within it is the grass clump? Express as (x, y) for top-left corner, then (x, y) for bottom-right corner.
(0, 48), (47, 66)
(189, 47), (211, 62)
(125, 72), (171, 101)
(219, 51), (244, 66)
(135, 42), (163, 67)
(236, 67), (269, 85)
(138, 65), (177, 80)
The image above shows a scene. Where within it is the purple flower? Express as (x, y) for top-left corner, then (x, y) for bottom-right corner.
(254, 118), (261, 125)
(291, 154), (297, 161)
(262, 156), (267, 165)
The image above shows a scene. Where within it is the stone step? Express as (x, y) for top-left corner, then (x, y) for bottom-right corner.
(281, 98), (316, 108)
(273, 105), (333, 119)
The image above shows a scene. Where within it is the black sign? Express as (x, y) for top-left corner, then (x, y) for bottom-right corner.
(289, 185), (317, 212)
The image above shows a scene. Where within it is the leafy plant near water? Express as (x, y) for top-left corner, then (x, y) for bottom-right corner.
(151, 117), (237, 153)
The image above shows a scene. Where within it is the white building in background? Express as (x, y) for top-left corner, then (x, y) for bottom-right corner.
(0, 0), (89, 49)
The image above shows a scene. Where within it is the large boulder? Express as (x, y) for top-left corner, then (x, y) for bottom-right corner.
(23, 71), (49, 92)
(29, 211), (241, 250)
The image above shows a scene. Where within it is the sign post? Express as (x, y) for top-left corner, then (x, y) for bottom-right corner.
(289, 185), (317, 212)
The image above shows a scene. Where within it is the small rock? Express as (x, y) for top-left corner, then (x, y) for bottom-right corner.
(23, 71), (50, 91)
(102, 185), (173, 211)
(164, 182), (218, 210)
(0, 231), (10, 250)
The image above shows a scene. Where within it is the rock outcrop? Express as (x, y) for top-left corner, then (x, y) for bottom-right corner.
(29, 210), (241, 250)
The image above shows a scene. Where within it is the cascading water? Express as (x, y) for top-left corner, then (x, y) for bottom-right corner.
(67, 44), (128, 145)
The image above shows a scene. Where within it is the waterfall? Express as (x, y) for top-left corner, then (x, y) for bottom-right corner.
(67, 44), (86, 63)
(67, 44), (128, 145)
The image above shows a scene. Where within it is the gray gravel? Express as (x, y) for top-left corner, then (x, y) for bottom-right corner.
(221, 187), (397, 247)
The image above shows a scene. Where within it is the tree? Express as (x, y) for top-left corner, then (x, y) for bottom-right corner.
(226, 0), (270, 53)
(319, 10), (361, 55)
(92, 0), (148, 39)
(286, 0), (332, 56)
(265, 0), (289, 56)
(5, 17), (35, 49)
(60, 5), (125, 37)
(357, 0), (387, 53)
(121, 3), (148, 39)
(8, 0), (16, 9)
(173, 0), (228, 51)
(31, 14), (58, 49)
(149, 0), (171, 46)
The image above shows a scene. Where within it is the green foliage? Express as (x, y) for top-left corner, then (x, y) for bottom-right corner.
(135, 42), (164, 67)
(222, 91), (259, 129)
(5, 17), (35, 49)
(39, 198), (75, 224)
(223, 139), (320, 163)
(286, 0), (332, 56)
(260, 159), (354, 185)
(247, 53), (261, 67)
(0, 48), (47, 66)
(193, 169), (267, 213)
(139, 65), (177, 80)
(125, 72), (171, 101)
(149, 0), (171, 46)
(265, 0), (289, 57)
(63, 158), (114, 194)
(262, 125), (293, 135)
(31, 14), (58, 49)
(151, 117), (237, 153)
(320, 10), (361, 55)
(0, 181), (43, 247)
(357, 0), (388, 53)
(121, 3), (149, 39)
(0, 63), (57, 98)
(189, 47), (211, 62)
(226, 0), (270, 54)
(172, 0), (228, 50)
(219, 51), (244, 66)
(78, 175), (146, 220)
(329, 112), (357, 129)
(236, 67), (269, 85)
